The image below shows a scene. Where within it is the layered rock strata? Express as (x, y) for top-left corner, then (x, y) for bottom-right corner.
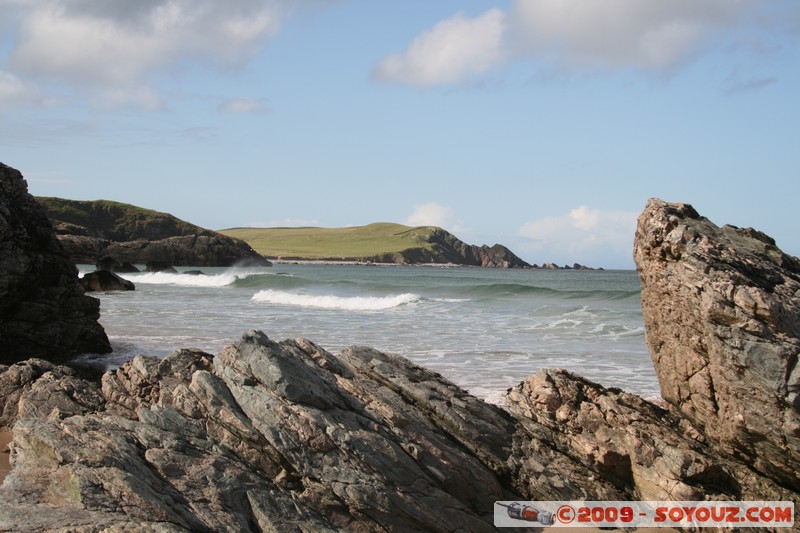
(0, 163), (111, 364)
(508, 369), (794, 503)
(1, 332), (523, 531)
(634, 198), (800, 491)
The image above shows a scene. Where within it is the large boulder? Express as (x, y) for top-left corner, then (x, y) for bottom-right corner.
(0, 163), (111, 364)
(633, 198), (800, 491)
(79, 270), (135, 292)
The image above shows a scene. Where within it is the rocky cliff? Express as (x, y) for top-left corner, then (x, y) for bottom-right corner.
(425, 227), (531, 268)
(38, 197), (271, 267)
(368, 228), (532, 268)
(1, 197), (799, 530)
(0, 163), (111, 365)
(634, 198), (800, 492)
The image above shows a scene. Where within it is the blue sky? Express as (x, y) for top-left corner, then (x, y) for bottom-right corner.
(1, 0), (798, 269)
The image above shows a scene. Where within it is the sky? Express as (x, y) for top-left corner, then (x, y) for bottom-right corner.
(1, 0), (799, 269)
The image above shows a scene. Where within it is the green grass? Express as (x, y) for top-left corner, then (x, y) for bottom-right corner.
(219, 223), (439, 259)
(36, 197), (209, 241)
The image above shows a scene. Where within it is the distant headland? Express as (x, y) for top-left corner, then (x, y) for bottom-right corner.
(37, 196), (596, 269)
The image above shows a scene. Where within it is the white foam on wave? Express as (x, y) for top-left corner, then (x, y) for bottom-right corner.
(252, 289), (422, 311)
(122, 271), (247, 288)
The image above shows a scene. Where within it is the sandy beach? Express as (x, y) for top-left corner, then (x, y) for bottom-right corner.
(0, 430), (11, 484)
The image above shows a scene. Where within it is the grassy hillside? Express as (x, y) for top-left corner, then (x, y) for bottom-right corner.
(220, 223), (440, 260)
(37, 197), (210, 241)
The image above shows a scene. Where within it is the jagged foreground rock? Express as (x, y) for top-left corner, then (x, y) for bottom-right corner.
(1, 332), (521, 531)
(0, 163), (111, 364)
(507, 369), (795, 504)
(634, 199), (800, 492)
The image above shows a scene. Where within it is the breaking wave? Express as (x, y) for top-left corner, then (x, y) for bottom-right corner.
(119, 270), (291, 288)
(251, 290), (422, 311)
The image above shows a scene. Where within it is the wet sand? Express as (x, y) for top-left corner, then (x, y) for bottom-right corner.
(0, 430), (11, 483)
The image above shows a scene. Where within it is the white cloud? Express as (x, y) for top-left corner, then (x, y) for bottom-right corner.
(519, 206), (638, 264)
(375, 0), (788, 86)
(218, 97), (270, 114)
(404, 203), (463, 232)
(10, 1), (283, 85)
(95, 86), (164, 112)
(509, 0), (762, 71)
(373, 9), (506, 86)
(0, 70), (46, 110)
(1, 0), (298, 108)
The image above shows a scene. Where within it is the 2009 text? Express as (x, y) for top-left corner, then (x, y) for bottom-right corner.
(494, 500), (795, 528)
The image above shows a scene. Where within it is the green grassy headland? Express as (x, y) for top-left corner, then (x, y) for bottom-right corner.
(219, 223), (439, 260)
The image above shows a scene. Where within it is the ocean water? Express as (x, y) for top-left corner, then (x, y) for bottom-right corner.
(76, 264), (658, 405)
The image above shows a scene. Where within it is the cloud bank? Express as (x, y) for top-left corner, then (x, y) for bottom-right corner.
(0, 70), (48, 110)
(1, 0), (299, 109)
(404, 203), (463, 232)
(375, 0), (791, 86)
(372, 9), (506, 86)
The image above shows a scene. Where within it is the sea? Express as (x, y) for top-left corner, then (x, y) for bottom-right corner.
(76, 264), (659, 405)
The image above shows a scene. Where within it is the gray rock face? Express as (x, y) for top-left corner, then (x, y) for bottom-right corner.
(507, 369), (794, 503)
(0, 331), (523, 531)
(0, 163), (111, 364)
(634, 198), (800, 491)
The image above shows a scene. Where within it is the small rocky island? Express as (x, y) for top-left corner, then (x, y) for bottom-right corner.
(1, 161), (798, 531)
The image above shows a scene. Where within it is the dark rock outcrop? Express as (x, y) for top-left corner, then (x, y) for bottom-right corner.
(634, 198), (800, 492)
(37, 197), (271, 267)
(368, 228), (532, 268)
(79, 270), (135, 292)
(0, 163), (111, 364)
(423, 228), (531, 268)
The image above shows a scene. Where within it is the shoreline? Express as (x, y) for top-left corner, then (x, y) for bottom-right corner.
(0, 430), (11, 484)
(268, 259), (607, 270)
(269, 259), (466, 267)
